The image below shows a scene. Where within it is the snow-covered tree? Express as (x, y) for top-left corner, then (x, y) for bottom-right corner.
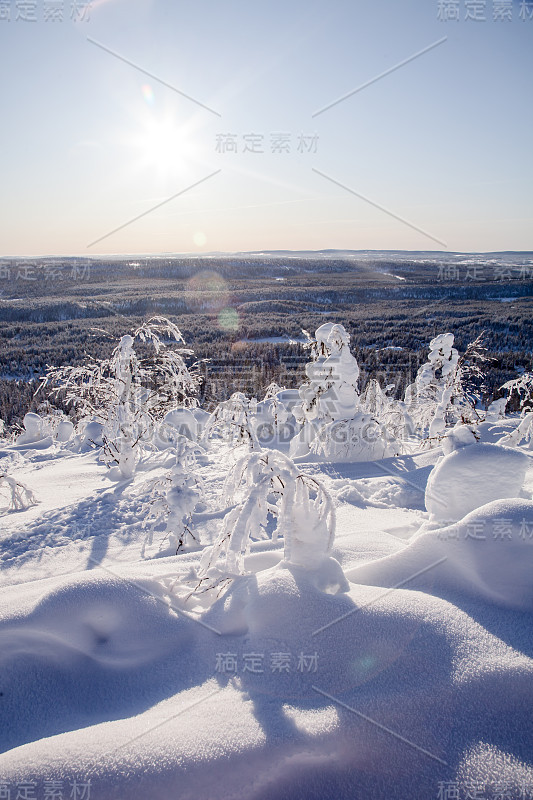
(291, 323), (402, 460)
(404, 332), (489, 441)
(498, 372), (533, 449)
(404, 333), (459, 438)
(263, 382), (286, 400)
(15, 412), (49, 446)
(360, 379), (413, 447)
(40, 318), (201, 479)
(485, 397), (507, 422)
(256, 383), (290, 443)
(143, 437), (204, 554)
(360, 379), (391, 419)
(295, 323), (360, 427)
(290, 323), (361, 457)
(196, 451), (345, 594)
(499, 413), (533, 450)
(501, 372), (533, 413)
(201, 392), (259, 449)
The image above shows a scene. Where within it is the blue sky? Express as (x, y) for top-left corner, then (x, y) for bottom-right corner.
(0, 0), (532, 255)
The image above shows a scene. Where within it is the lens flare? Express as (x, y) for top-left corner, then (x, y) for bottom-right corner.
(218, 308), (239, 332)
(141, 84), (155, 106)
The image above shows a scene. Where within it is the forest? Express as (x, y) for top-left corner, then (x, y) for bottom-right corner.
(0, 251), (531, 426)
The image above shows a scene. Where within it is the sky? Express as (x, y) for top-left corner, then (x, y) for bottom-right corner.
(0, 0), (532, 256)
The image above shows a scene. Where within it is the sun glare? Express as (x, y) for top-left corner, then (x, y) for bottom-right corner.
(144, 116), (196, 174)
(127, 104), (200, 179)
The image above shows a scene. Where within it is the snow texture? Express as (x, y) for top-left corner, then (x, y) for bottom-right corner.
(425, 442), (529, 523)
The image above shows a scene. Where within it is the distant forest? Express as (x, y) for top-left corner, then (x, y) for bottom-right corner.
(0, 253), (531, 427)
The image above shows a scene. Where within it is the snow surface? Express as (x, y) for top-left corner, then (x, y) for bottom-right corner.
(425, 442), (529, 523)
(0, 434), (532, 799)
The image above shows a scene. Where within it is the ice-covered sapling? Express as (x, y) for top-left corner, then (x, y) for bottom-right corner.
(197, 451), (344, 594)
(295, 323), (360, 427)
(498, 372), (533, 449)
(143, 437), (204, 554)
(0, 473), (36, 511)
(202, 392), (260, 449)
(39, 317), (201, 479)
(404, 332), (490, 443)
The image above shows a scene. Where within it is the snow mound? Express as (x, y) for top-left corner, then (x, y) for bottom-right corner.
(425, 443), (529, 523)
(346, 497), (533, 611)
(2, 553), (532, 800)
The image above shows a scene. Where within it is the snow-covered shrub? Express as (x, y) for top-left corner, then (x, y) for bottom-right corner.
(263, 381), (286, 400)
(197, 451), (348, 595)
(34, 404), (75, 443)
(202, 392), (259, 449)
(69, 418), (104, 453)
(154, 408), (199, 450)
(254, 385), (296, 447)
(441, 421), (479, 455)
(14, 412), (53, 449)
(291, 323), (403, 460)
(0, 473), (36, 511)
(498, 412), (533, 450)
(17, 412), (43, 443)
(360, 378), (413, 447)
(40, 318), (201, 479)
(311, 411), (399, 462)
(290, 323), (361, 457)
(154, 407), (211, 450)
(295, 323), (360, 426)
(404, 332), (489, 442)
(424, 442), (528, 524)
(501, 371), (533, 412)
(55, 419), (75, 443)
(498, 372), (533, 449)
(143, 437), (204, 554)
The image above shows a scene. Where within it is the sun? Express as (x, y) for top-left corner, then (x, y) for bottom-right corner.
(129, 108), (200, 179)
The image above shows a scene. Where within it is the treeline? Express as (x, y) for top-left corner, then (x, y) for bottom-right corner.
(0, 339), (528, 428)
(0, 256), (531, 427)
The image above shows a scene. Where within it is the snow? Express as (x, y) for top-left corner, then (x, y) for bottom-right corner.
(1, 400), (532, 798)
(425, 442), (529, 523)
(347, 497), (533, 611)
(240, 335), (307, 345)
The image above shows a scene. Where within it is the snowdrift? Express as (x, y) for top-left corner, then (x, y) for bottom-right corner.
(0, 411), (532, 799)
